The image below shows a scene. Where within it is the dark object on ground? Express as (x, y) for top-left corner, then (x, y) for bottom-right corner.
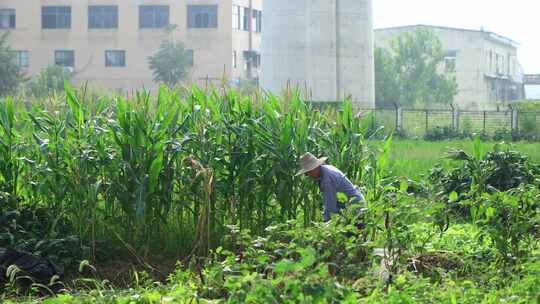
(407, 251), (464, 278)
(0, 247), (64, 293)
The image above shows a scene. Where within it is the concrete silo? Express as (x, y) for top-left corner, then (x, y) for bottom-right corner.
(261, 0), (375, 109)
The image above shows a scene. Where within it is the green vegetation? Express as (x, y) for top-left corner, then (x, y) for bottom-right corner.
(0, 87), (539, 303)
(513, 100), (540, 111)
(148, 40), (192, 87)
(380, 139), (540, 179)
(0, 86), (370, 260)
(0, 33), (26, 97)
(28, 65), (73, 97)
(375, 28), (458, 108)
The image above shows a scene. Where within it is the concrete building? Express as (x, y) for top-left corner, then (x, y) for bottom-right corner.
(0, 0), (262, 92)
(261, 0), (375, 109)
(524, 74), (540, 100)
(375, 25), (524, 110)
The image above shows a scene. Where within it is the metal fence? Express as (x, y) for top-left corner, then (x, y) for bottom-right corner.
(358, 106), (540, 138)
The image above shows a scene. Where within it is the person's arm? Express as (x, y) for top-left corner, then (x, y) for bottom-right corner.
(340, 175), (366, 204)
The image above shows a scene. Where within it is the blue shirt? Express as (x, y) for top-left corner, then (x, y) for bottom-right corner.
(319, 165), (365, 221)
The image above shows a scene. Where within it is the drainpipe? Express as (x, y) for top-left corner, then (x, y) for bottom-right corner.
(247, 0), (253, 80)
(335, 0), (341, 102)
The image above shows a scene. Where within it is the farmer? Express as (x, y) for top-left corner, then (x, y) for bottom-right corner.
(297, 152), (366, 223)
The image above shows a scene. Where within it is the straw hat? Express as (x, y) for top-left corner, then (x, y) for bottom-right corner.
(296, 152), (328, 176)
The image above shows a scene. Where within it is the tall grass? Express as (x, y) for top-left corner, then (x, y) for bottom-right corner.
(0, 85), (372, 260)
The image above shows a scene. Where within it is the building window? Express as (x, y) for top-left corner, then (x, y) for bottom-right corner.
(243, 50), (259, 70)
(509, 56), (516, 76)
(232, 5), (240, 30)
(186, 49), (194, 66)
(89, 6), (118, 29)
(496, 53), (502, 75)
(232, 50), (237, 68)
(444, 50), (457, 73)
(242, 51), (260, 68)
(444, 57), (456, 73)
(241, 7), (249, 31)
(139, 5), (169, 29)
(0, 9), (15, 29)
(252, 10), (262, 33)
(488, 51), (493, 74)
(12, 51), (29, 67)
(55, 50), (74, 67)
(105, 50), (125, 67)
(257, 10), (262, 32)
(42, 6), (71, 29)
(255, 53), (261, 68)
(187, 5), (218, 28)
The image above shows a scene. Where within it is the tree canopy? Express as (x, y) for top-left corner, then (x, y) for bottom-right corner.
(375, 28), (458, 108)
(148, 40), (192, 87)
(0, 33), (26, 97)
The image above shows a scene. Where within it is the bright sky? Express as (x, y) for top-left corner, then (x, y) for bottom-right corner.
(373, 0), (540, 74)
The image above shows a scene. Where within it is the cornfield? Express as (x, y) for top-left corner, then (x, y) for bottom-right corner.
(0, 85), (371, 259)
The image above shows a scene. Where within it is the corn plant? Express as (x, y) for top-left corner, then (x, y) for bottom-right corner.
(0, 84), (373, 260)
(0, 97), (20, 208)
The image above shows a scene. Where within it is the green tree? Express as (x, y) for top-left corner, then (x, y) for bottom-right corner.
(0, 33), (25, 96)
(375, 28), (458, 108)
(148, 40), (191, 87)
(28, 65), (73, 97)
(374, 48), (399, 107)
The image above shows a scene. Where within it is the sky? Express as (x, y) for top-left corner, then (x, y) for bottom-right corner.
(373, 0), (540, 74)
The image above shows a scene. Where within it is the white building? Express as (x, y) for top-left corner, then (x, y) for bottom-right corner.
(261, 0), (375, 110)
(0, 0), (262, 92)
(375, 25), (524, 110)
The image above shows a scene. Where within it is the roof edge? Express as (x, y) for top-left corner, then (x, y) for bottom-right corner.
(374, 24), (519, 48)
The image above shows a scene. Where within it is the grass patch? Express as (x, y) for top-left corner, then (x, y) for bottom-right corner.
(369, 139), (540, 179)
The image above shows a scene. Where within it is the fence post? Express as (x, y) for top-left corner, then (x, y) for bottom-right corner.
(451, 104), (459, 130)
(394, 103), (402, 133)
(510, 105), (518, 131)
(371, 109), (376, 131)
(483, 111), (487, 132)
(425, 110), (429, 133)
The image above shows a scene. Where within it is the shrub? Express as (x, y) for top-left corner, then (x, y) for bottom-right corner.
(429, 142), (540, 216)
(28, 65), (73, 97)
(0, 205), (83, 266)
(468, 186), (540, 266)
(424, 126), (461, 141)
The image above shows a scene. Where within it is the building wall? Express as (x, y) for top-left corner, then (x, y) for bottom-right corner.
(231, 0), (262, 82)
(0, 0), (259, 92)
(482, 37), (522, 105)
(374, 26), (522, 110)
(261, 0), (375, 109)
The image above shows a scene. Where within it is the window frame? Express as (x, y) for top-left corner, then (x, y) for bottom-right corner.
(42, 6), (71, 29)
(444, 50), (457, 73)
(0, 9), (16, 29)
(139, 5), (170, 29)
(252, 9), (262, 33)
(241, 7), (249, 31)
(11, 50), (29, 67)
(105, 50), (126, 67)
(89, 5), (118, 29)
(187, 5), (218, 29)
(256, 10), (262, 32)
(232, 5), (240, 30)
(55, 50), (75, 67)
(444, 57), (456, 73)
